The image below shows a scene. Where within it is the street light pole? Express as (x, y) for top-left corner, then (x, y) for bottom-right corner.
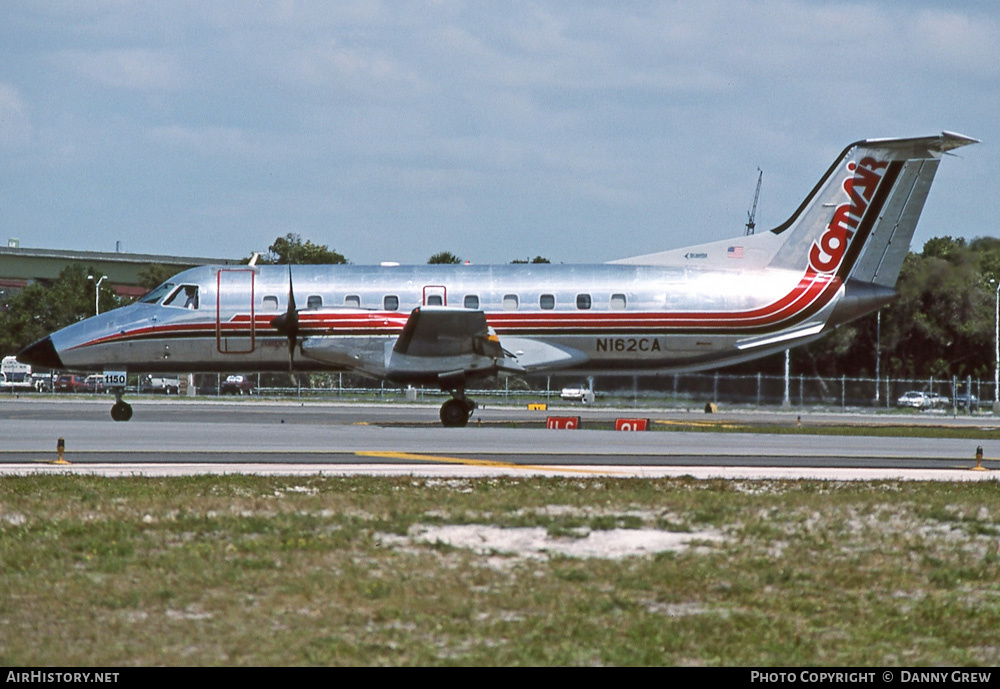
(994, 280), (999, 412)
(875, 310), (881, 404)
(88, 275), (108, 316)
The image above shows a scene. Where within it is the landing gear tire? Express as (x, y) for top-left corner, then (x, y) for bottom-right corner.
(111, 401), (133, 422)
(440, 398), (473, 427)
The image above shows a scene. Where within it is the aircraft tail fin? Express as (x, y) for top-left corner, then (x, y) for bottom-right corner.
(767, 131), (978, 286)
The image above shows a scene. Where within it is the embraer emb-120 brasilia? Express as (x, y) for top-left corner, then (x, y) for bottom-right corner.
(18, 132), (978, 426)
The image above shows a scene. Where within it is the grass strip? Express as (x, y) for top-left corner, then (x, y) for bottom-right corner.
(2, 474), (998, 666)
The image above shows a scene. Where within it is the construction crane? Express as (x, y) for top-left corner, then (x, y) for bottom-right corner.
(745, 167), (762, 236)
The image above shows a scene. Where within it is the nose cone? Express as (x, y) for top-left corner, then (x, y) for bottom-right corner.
(17, 336), (64, 370)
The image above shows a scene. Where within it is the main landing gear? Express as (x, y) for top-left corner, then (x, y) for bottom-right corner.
(440, 391), (476, 428)
(110, 389), (133, 422)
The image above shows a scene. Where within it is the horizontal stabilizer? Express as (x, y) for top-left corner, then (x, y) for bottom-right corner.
(500, 337), (589, 371)
(735, 323), (825, 351)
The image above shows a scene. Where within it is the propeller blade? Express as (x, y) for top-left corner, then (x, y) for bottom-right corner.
(269, 264), (299, 371)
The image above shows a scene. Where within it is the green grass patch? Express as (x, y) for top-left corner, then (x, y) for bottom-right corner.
(1, 475), (999, 665)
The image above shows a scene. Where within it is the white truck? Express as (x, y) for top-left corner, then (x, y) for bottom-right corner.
(1, 355), (35, 392)
(560, 386), (595, 404)
(140, 375), (181, 395)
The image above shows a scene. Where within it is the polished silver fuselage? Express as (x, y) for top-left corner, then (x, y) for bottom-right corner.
(47, 261), (848, 378)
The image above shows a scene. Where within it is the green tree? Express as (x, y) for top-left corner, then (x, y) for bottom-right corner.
(428, 251), (462, 264)
(137, 264), (179, 290)
(253, 233), (348, 265)
(921, 236), (966, 261)
(511, 256), (551, 264)
(879, 244), (993, 378)
(0, 265), (126, 356)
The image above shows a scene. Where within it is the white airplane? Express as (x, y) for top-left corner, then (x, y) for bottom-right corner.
(18, 132), (977, 425)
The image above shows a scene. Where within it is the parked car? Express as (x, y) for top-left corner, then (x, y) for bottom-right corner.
(140, 375), (181, 395)
(55, 374), (86, 393)
(896, 391), (929, 408)
(80, 374), (106, 393)
(955, 393), (980, 412)
(924, 392), (948, 409)
(221, 375), (255, 395)
(560, 386), (594, 403)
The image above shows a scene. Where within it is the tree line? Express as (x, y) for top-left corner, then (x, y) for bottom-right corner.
(1, 234), (995, 382)
(776, 236), (1000, 380)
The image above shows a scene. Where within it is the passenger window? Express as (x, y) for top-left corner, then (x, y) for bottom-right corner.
(576, 294), (592, 310)
(610, 293), (627, 310)
(540, 294), (555, 310)
(384, 295), (399, 311)
(503, 294), (519, 311)
(426, 295), (443, 306)
(307, 295), (323, 309)
(163, 285), (199, 309)
(464, 295), (480, 310)
(262, 295), (279, 310)
(345, 295), (361, 308)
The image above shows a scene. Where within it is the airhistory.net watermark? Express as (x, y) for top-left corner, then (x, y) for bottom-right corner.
(6, 673), (119, 684)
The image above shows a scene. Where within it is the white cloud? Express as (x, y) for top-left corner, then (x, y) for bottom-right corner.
(913, 8), (1000, 76)
(148, 125), (253, 158)
(58, 49), (183, 91)
(0, 84), (32, 148)
(285, 40), (424, 95)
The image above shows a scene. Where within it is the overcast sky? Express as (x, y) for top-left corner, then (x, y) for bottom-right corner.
(1, 1), (997, 265)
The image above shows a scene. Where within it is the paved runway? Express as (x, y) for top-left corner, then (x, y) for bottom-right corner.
(1, 397), (998, 480)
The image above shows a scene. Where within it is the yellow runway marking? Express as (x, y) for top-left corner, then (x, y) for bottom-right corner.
(355, 451), (621, 475)
(654, 419), (744, 429)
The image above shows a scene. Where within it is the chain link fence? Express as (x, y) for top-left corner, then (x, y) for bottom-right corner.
(178, 371), (997, 413)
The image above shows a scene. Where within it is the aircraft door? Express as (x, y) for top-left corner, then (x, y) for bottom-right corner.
(423, 285), (447, 306)
(216, 269), (255, 354)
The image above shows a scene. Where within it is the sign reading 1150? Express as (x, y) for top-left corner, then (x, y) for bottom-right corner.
(102, 371), (127, 387)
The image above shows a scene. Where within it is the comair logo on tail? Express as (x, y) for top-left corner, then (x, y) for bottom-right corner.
(808, 156), (888, 274)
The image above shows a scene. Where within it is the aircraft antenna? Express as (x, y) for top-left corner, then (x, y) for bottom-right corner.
(745, 167), (762, 236)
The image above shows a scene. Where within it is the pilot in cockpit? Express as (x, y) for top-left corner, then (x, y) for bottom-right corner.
(183, 286), (199, 309)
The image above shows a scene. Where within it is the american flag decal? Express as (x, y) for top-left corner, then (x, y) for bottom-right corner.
(727, 246), (744, 259)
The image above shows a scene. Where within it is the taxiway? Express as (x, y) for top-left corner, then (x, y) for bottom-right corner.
(1, 397), (997, 480)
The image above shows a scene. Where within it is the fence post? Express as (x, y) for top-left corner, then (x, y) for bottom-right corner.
(782, 350), (791, 409)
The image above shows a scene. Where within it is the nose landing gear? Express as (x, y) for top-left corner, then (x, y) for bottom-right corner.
(439, 392), (476, 427)
(110, 389), (133, 422)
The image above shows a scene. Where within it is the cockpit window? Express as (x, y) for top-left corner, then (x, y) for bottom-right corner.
(140, 282), (175, 304)
(163, 285), (200, 309)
